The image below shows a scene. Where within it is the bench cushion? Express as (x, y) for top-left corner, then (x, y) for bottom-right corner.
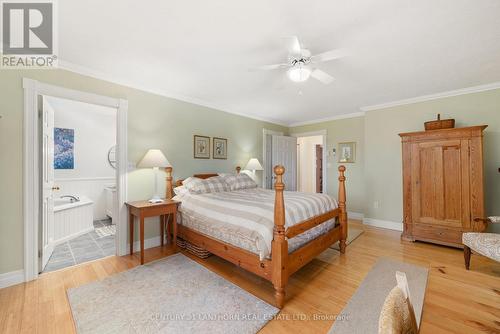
(463, 233), (500, 262)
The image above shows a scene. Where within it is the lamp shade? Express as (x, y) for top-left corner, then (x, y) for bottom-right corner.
(138, 149), (171, 168)
(245, 158), (263, 171)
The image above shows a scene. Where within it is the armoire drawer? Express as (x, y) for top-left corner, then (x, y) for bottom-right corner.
(412, 224), (463, 246)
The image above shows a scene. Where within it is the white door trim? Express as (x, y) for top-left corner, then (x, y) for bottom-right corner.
(22, 78), (128, 282)
(290, 130), (328, 194)
(262, 128), (283, 188)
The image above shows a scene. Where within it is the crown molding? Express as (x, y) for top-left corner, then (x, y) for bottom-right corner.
(360, 81), (500, 112)
(57, 60), (289, 127)
(288, 111), (365, 127)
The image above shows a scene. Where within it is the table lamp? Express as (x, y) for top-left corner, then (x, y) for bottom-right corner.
(245, 158), (263, 180)
(138, 149), (171, 203)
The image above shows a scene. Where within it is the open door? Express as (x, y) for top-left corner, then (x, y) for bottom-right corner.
(272, 135), (297, 191)
(40, 96), (55, 271)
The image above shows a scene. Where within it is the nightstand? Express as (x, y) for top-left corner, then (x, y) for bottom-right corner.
(125, 199), (179, 264)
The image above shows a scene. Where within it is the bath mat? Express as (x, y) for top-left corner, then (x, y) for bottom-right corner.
(94, 224), (116, 238)
(331, 228), (364, 250)
(67, 253), (278, 334)
(328, 257), (428, 334)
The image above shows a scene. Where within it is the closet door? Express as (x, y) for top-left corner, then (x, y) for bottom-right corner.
(272, 135), (297, 191)
(410, 139), (471, 230)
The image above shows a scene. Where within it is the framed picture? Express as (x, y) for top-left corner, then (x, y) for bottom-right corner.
(193, 135), (210, 159)
(54, 128), (75, 169)
(338, 142), (356, 163)
(213, 137), (227, 160)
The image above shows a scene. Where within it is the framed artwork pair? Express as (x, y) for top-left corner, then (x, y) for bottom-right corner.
(193, 135), (227, 159)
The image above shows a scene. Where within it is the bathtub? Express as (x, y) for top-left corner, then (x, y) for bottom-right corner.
(53, 196), (94, 245)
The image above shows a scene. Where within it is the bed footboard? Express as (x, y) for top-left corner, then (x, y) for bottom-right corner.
(271, 165), (347, 308)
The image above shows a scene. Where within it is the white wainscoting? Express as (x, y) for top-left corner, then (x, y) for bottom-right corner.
(55, 177), (115, 220)
(54, 199), (94, 245)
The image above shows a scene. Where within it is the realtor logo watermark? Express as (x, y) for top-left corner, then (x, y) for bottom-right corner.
(1, 0), (57, 68)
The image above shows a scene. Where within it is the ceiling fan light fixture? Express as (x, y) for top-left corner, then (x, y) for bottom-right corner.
(287, 63), (311, 82)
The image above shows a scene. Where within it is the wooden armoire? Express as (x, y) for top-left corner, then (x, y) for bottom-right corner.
(399, 125), (487, 247)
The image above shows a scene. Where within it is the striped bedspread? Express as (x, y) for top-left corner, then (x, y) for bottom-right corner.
(174, 188), (338, 259)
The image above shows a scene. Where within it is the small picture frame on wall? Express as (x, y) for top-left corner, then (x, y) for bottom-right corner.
(212, 137), (227, 160)
(338, 142), (356, 163)
(193, 135), (210, 159)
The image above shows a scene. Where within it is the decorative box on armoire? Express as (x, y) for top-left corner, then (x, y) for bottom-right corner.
(399, 125), (488, 248)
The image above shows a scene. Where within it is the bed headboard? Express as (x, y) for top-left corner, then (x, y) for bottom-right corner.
(170, 166), (241, 192)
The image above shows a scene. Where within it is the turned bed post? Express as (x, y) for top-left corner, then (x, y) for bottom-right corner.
(338, 165), (348, 253)
(271, 165), (288, 308)
(165, 167), (174, 200)
(236, 166), (241, 174)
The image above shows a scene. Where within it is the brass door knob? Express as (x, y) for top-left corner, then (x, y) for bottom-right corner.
(52, 186), (60, 190)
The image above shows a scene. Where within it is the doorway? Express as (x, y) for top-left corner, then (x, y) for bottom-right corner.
(316, 144), (323, 193)
(23, 79), (128, 282)
(39, 96), (118, 273)
(292, 131), (327, 194)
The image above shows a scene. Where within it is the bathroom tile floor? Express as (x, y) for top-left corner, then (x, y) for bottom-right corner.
(42, 218), (116, 273)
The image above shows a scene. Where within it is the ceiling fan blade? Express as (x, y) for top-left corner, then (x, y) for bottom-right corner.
(311, 69), (335, 84)
(253, 63), (289, 71)
(284, 36), (302, 57)
(311, 48), (348, 63)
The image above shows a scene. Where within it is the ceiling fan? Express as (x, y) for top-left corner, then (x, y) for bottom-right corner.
(257, 36), (347, 84)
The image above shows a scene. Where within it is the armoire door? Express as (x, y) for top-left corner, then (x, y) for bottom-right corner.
(410, 139), (471, 230)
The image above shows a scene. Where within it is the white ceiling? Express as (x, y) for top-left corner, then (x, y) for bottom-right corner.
(58, 0), (500, 126)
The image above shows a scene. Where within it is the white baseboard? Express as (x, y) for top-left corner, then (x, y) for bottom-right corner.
(348, 211), (365, 220)
(128, 235), (166, 253)
(363, 218), (403, 231)
(0, 269), (25, 289)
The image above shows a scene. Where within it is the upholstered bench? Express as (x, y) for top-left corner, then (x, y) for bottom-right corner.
(463, 217), (500, 270)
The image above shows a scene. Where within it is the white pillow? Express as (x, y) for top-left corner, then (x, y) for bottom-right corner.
(224, 173), (257, 191)
(173, 185), (189, 196)
(182, 177), (196, 187)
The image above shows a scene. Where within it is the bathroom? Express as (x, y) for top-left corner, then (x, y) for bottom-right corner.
(40, 96), (117, 273)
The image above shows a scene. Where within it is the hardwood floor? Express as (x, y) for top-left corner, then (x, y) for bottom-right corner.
(1, 220), (499, 333)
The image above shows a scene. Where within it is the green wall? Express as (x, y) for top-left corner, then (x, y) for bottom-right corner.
(289, 117), (365, 214)
(364, 89), (500, 233)
(0, 69), (286, 274)
(1, 68), (498, 276)
(292, 88), (500, 234)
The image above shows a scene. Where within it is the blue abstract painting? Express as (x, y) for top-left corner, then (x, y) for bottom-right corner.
(54, 128), (74, 169)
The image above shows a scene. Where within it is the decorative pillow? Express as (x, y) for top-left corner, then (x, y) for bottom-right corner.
(185, 176), (230, 194)
(224, 173), (258, 191)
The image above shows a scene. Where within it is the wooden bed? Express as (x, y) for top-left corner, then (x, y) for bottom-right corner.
(164, 165), (347, 308)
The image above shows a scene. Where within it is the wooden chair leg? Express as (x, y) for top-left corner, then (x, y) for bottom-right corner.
(464, 245), (471, 270)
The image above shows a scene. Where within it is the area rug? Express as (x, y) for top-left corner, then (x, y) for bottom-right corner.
(67, 253), (279, 334)
(328, 257), (428, 334)
(330, 228), (364, 250)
